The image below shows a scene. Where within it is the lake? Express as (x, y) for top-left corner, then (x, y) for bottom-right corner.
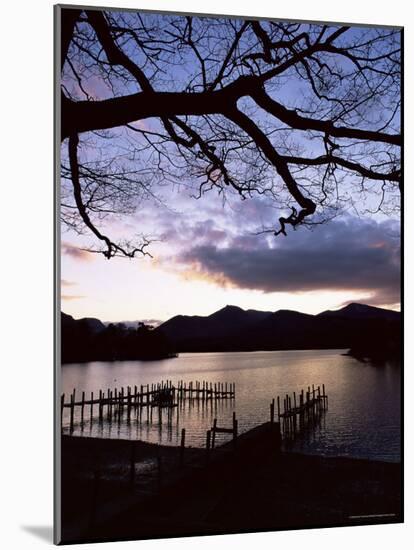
(61, 349), (401, 462)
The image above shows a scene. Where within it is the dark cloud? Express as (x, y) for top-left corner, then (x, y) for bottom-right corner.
(175, 217), (400, 307)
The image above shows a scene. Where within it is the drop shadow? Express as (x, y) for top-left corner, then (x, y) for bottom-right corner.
(21, 525), (53, 543)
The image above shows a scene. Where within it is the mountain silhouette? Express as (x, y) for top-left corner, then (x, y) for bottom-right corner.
(159, 305), (272, 347)
(318, 302), (400, 321)
(156, 303), (401, 357)
(61, 303), (401, 363)
(62, 312), (106, 333)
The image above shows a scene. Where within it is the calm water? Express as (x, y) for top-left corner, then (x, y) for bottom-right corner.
(61, 349), (401, 462)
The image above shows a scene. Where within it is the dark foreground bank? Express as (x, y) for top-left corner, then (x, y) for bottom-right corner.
(59, 427), (402, 544)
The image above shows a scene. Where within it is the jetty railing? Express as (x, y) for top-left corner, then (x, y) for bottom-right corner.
(209, 412), (238, 451)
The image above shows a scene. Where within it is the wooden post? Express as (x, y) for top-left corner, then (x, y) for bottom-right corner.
(212, 418), (217, 449)
(293, 392), (297, 431)
(270, 398), (275, 423)
(233, 414), (238, 450)
(206, 430), (211, 462)
(127, 387), (131, 421)
(277, 395), (280, 419)
(119, 389), (123, 423)
(90, 391), (94, 421)
(99, 389), (103, 421)
(114, 388), (118, 416)
(61, 394), (65, 424)
(180, 428), (186, 466)
(69, 393), (74, 432)
(81, 391), (85, 424)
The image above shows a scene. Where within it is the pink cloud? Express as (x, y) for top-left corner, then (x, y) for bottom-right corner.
(61, 279), (77, 287)
(61, 242), (94, 262)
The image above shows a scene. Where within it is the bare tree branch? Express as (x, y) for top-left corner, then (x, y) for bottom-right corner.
(60, 9), (401, 255)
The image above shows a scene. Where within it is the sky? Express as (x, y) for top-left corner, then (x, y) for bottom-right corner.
(60, 12), (401, 323)
(61, 182), (400, 323)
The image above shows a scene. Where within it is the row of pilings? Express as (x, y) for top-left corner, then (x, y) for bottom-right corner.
(61, 379), (235, 433)
(270, 384), (328, 440)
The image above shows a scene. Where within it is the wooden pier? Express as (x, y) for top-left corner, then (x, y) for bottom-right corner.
(62, 379), (236, 433)
(62, 379), (327, 450)
(271, 384), (328, 439)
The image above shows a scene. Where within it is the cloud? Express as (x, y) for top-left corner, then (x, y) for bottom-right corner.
(172, 216), (400, 308)
(159, 218), (228, 248)
(141, 319), (163, 327)
(61, 242), (94, 262)
(61, 294), (86, 301)
(61, 279), (77, 287)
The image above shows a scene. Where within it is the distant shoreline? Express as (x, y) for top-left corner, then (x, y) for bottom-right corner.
(61, 345), (404, 365)
(61, 347), (352, 365)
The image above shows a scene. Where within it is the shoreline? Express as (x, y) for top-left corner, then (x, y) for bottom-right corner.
(62, 432), (400, 464)
(61, 347), (350, 365)
(60, 426), (402, 544)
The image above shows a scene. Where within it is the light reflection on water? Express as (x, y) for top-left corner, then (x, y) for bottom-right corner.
(61, 349), (401, 462)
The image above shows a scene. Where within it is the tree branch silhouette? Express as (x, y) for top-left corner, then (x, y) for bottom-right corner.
(60, 9), (401, 256)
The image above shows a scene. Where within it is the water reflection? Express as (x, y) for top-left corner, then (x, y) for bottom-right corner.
(62, 349), (400, 462)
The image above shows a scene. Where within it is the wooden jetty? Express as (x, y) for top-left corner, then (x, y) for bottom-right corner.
(62, 378), (327, 450)
(272, 384), (328, 439)
(61, 379), (235, 433)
